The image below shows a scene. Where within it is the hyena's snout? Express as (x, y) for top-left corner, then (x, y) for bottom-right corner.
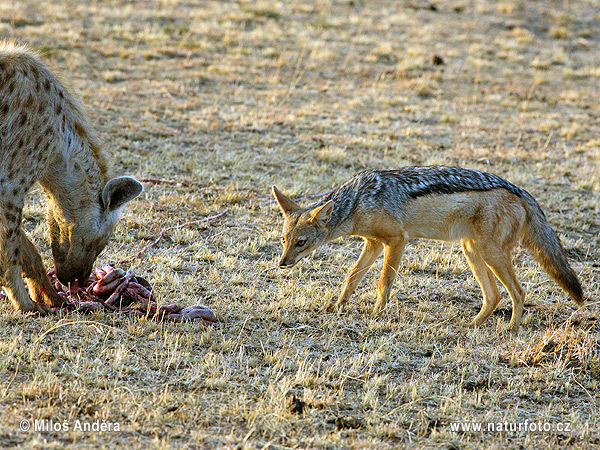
(54, 261), (93, 287)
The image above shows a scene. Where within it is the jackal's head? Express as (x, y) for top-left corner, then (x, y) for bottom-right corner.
(272, 186), (333, 269)
(47, 176), (143, 286)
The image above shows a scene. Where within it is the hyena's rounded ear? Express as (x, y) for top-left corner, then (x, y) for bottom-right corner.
(102, 176), (143, 212)
(309, 201), (333, 227)
(272, 186), (300, 215)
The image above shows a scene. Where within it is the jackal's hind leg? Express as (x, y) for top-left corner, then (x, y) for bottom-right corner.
(331, 238), (383, 311)
(373, 237), (406, 314)
(461, 239), (501, 327)
(476, 243), (525, 335)
(19, 231), (64, 307)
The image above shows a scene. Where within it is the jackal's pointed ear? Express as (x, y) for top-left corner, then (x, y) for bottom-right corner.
(102, 176), (143, 212)
(272, 186), (300, 215)
(309, 201), (333, 227)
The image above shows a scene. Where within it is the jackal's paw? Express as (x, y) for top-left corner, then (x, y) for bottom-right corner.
(508, 326), (520, 337)
(323, 301), (343, 313)
(370, 305), (385, 316)
(322, 302), (335, 313)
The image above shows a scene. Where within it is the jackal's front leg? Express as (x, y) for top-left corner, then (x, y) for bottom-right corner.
(330, 238), (383, 311)
(19, 231), (64, 307)
(373, 238), (406, 314)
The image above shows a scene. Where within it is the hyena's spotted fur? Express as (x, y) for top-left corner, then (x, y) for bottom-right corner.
(0, 41), (142, 314)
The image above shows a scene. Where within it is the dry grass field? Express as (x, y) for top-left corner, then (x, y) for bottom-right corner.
(1, 0), (599, 448)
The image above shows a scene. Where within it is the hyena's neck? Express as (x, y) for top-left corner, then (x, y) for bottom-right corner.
(39, 130), (109, 223)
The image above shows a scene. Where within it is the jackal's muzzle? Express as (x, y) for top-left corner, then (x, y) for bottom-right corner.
(278, 257), (296, 269)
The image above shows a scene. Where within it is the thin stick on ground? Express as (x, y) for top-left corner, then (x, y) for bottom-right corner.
(117, 208), (230, 265)
(139, 178), (180, 185)
(262, 189), (335, 206)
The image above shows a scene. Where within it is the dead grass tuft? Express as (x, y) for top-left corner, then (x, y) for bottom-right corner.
(516, 324), (600, 372)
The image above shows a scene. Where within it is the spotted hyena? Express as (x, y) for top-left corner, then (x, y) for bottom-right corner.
(0, 41), (143, 314)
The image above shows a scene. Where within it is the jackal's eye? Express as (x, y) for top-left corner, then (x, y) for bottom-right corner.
(296, 238), (306, 247)
(281, 237), (285, 245)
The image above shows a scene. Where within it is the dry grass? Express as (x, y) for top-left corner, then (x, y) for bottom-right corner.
(1, 0), (599, 448)
(516, 323), (599, 371)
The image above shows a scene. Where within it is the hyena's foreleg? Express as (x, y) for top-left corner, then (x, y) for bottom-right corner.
(461, 239), (501, 327)
(332, 238), (383, 311)
(373, 237), (407, 314)
(0, 206), (48, 314)
(19, 230), (63, 307)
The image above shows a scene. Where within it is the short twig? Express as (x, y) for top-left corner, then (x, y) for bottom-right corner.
(139, 178), (180, 185)
(262, 189), (334, 206)
(117, 208), (230, 265)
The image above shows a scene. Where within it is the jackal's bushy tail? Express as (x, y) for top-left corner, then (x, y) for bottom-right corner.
(521, 196), (584, 306)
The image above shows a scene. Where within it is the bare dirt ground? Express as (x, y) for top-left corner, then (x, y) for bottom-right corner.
(1, 1), (599, 448)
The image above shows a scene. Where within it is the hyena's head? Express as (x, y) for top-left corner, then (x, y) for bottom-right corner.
(47, 176), (143, 286)
(272, 186), (333, 269)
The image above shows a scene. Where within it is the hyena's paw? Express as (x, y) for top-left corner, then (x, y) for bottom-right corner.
(28, 282), (65, 307)
(38, 289), (65, 308)
(17, 299), (51, 316)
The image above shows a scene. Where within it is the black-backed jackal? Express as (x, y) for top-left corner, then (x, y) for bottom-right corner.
(272, 167), (584, 334)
